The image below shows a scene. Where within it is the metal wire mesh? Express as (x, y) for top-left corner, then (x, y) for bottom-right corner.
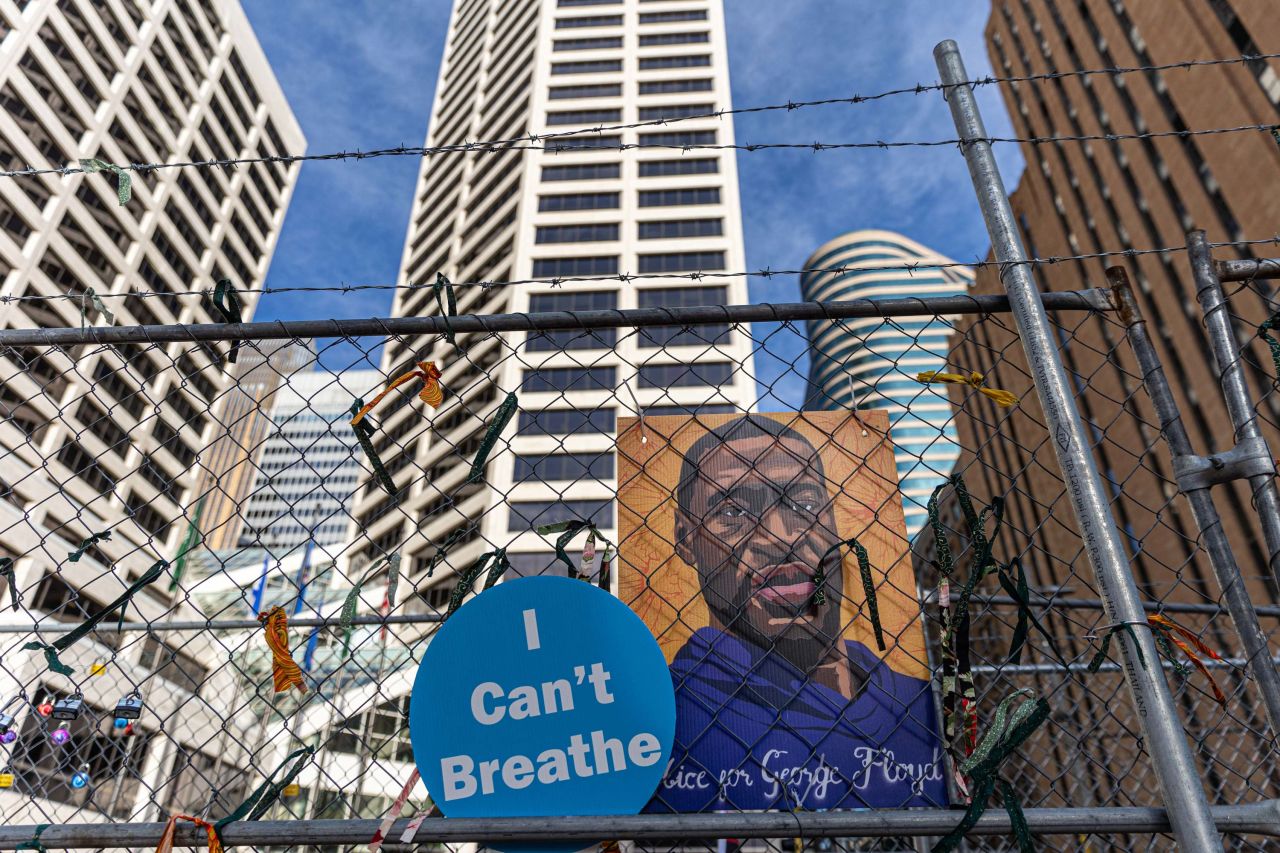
(0, 278), (1278, 851)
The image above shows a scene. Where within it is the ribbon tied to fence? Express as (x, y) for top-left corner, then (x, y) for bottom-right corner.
(257, 606), (306, 693)
(917, 369), (1019, 408)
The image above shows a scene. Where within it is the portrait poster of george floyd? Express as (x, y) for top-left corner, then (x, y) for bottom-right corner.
(617, 411), (946, 812)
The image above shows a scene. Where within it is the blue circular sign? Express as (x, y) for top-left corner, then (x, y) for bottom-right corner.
(410, 576), (675, 843)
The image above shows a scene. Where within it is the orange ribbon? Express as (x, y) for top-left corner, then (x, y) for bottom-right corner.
(156, 814), (223, 853)
(258, 606), (306, 694)
(1149, 614), (1227, 707)
(350, 362), (443, 426)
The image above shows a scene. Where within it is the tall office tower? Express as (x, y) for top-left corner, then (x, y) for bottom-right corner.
(801, 230), (973, 539)
(916, 1), (1280, 809)
(196, 341), (313, 551)
(238, 369), (382, 558)
(0, 0), (303, 823)
(348, 0), (756, 595)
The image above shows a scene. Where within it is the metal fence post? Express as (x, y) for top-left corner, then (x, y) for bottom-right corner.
(934, 39), (1223, 851)
(1187, 229), (1280, 585)
(1109, 266), (1280, 740)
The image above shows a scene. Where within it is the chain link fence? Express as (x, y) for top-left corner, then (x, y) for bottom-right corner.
(0, 241), (1278, 850)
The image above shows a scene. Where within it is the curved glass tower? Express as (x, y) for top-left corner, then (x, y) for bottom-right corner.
(801, 230), (974, 538)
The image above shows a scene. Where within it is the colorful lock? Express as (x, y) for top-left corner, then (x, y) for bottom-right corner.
(70, 765), (90, 789)
(50, 723), (70, 745)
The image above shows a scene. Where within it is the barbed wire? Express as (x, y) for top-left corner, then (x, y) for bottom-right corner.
(2, 236), (1277, 306)
(0, 53), (1275, 181)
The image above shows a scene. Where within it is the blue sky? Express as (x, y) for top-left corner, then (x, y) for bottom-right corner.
(242, 2), (1022, 407)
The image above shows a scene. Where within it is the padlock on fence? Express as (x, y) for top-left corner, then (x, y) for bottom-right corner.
(51, 693), (84, 721)
(114, 692), (144, 721)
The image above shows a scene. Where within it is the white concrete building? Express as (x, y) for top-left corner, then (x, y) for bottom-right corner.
(301, 0), (758, 818)
(238, 369), (383, 559)
(0, 0), (303, 825)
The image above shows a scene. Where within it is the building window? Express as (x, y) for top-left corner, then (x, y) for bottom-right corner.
(642, 404), (737, 418)
(539, 192), (620, 211)
(639, 362), (733, 388)
(639, 10), (709, 23)
(639, 54), (711, 70)
(514, 453), (615, 482)
(638, 103), (714, 121)
(522, 367), (617, 392)
(555, 14), (623, 27)
(547, 108), (622, 125)
(558, 0), (622, 5)
(639, 78), (713, 95)
(536, 223), (620, 243)
(542, 162), (621, 181)
(549, 83), (623, 100)
(639, 32), (709, 46)
(639, 158), (719, 177)
(532, 256), (619, 277)
(638, 251), (725, 273)
(526, 291), (619, 351)
(554, 36), (623, 51)
(638, 218), (723, 239)
(639, 130), (716, 147)
(546, 134), (622, 152)
(509, 500), (614, 531)
(508, 552), (568, 578)
(637, 286), (730, 347)
(552, 59), (624, 74)
(638, 187), (721, 207)
(518, 409), (617, 436)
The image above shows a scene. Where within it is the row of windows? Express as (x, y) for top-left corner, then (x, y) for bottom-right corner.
(550, 79), (711, 100)
(546, 103), (712, 125)
(534, 219), (721, 242)
(555, 10), (707, 27)
(551, 54), (710, 74)
(530, 251), (724, 277)
(514, 453), (614, 482)
(553, 32), (707, 51)
(520, 362), (732, 392)
(538, 187), (721, 211)
(540, 129), (716, 152)
(540, 159), (717, 182)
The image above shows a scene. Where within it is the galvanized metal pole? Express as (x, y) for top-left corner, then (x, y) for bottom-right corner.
(1188, 230), (1280, 585)
(934, 40), (1222, 851)
(1110, 266), (1280, 740)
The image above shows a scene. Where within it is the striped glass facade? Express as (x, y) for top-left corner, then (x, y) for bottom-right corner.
(801, 230), (974, 538)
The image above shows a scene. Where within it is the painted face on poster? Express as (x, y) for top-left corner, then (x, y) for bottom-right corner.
(409, 576), (676, 853)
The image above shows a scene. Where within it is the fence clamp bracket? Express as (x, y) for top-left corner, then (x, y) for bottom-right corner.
(1173, 437), (1276, 492)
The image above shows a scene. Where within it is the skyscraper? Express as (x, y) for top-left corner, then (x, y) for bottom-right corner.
(238, 369), (383, 558)
(0, 0), (303, 823)
(348, 0), (756, 595)
(196, 341), (314, 551)
(913, 1), (1280, 810)
(801, 230), (973, 539)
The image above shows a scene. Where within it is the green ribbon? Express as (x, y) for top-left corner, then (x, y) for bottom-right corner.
(434, 272), (457, 345)
(15, 823), (49, 853)
(932, 691), (1050, 853)
(23, 559), (167, 675)
(214, 745), (314, 835)
(423, 529), (466, 578)
(350, 399), (399, 499)
(339, 554), (400, 658)
(79, 158), (131, 205)
(536, 519), (613, 580)
(1087, 623), (1148, 673)
(67, 530), (112, 563)
(170, 497), (204, 592)
(211, 279), (244, 364)
(469, 392), (518, 485)
(0, 557), (17, 611)
(813, 537), (885, 652)
(1258, 312), (1280, 380)
(446, 548), (509, 619)
(994, 558), (1063, 666)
